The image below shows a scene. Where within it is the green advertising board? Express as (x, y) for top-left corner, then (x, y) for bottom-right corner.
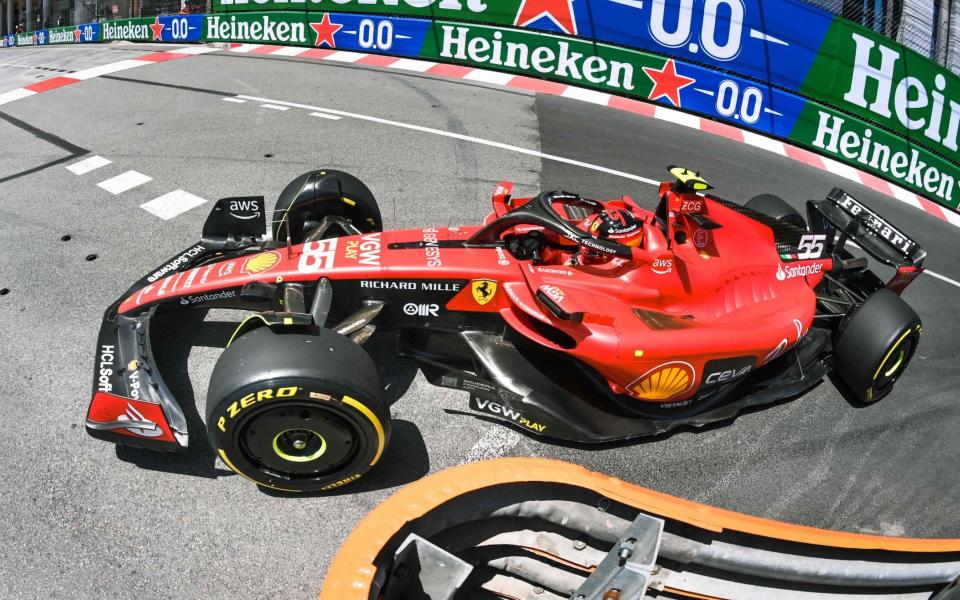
(46, 26), (76, 44)
(100, 18), (162, 42)
(801, 18), (960, 172)
(212, 0), (517, 21)
(205, 12), (309, 44)
(422, 22), (661, 96)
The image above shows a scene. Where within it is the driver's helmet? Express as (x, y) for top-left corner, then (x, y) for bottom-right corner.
(586, 207), (645, 247)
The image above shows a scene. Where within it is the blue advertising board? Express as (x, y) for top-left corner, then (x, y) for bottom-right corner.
(158, 15), (205, 43)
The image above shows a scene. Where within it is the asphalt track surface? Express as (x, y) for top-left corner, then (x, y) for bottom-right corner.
(1, 43), (959, 599)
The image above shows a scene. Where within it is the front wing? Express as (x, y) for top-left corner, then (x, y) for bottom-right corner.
(86, 302), (187, 451)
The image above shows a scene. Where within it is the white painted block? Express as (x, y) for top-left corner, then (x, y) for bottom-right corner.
(140, 190), (207, 220)
(97, 170), (152, 195)
(66, 155), (112, 175)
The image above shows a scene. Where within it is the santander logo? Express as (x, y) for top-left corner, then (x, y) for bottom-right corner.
(777, 262), (824, 281)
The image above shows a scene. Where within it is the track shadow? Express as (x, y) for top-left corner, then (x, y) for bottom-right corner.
(364, 331), (419, 407)
(827, 372), (872, 408)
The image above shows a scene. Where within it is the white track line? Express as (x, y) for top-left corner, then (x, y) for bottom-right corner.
(821, 157), (862, 182)
(229, 93), (960, 291)
(66, 155), (111, 175)
(309, 111), (341, 120)
(562, 87), (613, 105)
(169, 46), (220, 55)
(228, 44), (261, 53)
(0, 88), (37, 105)
(924, 269), (960, 289)
(140, 190), (207, 220)
(654, 106), (701, 129)
(69, 59), (148, 80)
(235, 94), (660, 187)
(889, 184), (924, 210)
(270, 46), (309, 57)
(97, 170), (152, 194)
(260, 104), (290, 111)
(222, 97), (246, 104)
(463, 69), (514, 85)
(742, 131), (786, 156)
(389, 58), (437, 72)
(324, 51), (366, 63)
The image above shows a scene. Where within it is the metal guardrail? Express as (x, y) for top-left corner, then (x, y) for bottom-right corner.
(798, 0), (960, 70)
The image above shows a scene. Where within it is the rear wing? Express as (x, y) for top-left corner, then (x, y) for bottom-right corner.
(807, 189), (926, 293)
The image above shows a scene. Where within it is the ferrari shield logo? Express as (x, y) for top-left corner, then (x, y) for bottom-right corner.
(471, 280), (498, 306)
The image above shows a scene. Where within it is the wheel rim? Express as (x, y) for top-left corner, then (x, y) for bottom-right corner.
(238, 401), (360, 477)
(272, 429), (327, 463)
(872, 333), (917, 395)
(883, 350), (905, 378)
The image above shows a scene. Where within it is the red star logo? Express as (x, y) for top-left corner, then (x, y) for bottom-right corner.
(642, 59), (696, 108)
(309, 14), (342, 48)
(514, 0), (577, 35)
(74, 27), (82, 43)
(150, 17), (165, 41)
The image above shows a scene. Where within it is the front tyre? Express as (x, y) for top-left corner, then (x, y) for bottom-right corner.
(833, 288), (921, 404)
(273, 170), (382, 243)
(206, 327), (389, 492)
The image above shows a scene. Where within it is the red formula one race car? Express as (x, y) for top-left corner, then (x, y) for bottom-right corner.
(86, 167), (925, 492)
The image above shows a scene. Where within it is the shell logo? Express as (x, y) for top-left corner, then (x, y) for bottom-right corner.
(242, 250), (281, 275)
(629, 361), (696, 401)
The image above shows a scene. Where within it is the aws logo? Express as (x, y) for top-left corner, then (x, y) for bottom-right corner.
(629, 361), (695, 400)
(651, 256), (674, 275)
(242, 250), (281, 275)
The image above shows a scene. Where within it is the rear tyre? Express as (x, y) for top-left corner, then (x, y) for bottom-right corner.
(833, 288), (921, 404)
(745, 194), (806, 229)
(273, 170), (382, 243)
(206, 326), (390, 492)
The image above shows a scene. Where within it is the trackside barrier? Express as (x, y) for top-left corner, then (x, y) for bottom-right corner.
(319, 457), (960, 599)
(4, 2), (960, 213)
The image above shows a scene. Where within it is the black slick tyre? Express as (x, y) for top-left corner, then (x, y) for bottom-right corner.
(272, 170), (382, 243)
(206, 326), (390, 492)
(745, 194), (807, 229)
(833, 288), (921, 404)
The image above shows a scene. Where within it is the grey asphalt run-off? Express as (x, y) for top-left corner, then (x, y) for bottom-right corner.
(1, 44), (959, 600)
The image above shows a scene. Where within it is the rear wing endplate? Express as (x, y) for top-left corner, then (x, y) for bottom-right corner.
(807, 188), (926, 270)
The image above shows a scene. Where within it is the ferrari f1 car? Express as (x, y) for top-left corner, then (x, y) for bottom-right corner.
(86, 167), (926, 492)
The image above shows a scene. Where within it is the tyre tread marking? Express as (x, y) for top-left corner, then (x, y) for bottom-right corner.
(872, 329), (915, 381)
(226, 314), (270, 348)
(341, 395), (385, 466)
